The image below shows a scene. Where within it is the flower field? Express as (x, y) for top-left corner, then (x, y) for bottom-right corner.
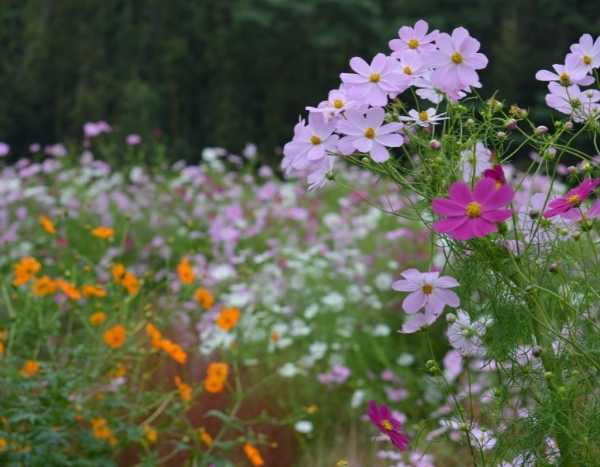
(1, 18), (600, 467)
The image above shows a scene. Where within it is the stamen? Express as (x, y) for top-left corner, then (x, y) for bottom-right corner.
(466, 201), (482, 218)
(451, 52), (463, 64)
(364, 128), (376, 139)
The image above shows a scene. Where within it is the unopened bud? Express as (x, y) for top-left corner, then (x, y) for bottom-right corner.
(564, 121), (574, 130)
(534, 125), (548, 135)
(543, 147), (557, 160)
(504, 119), (517, 130)
(430, 139), (442, 150)
(496, 131), (507, 139)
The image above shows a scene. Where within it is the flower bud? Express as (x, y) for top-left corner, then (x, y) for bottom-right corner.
(446, 313), (457, 323)
(564, 121), (574, 130)
(496, 131), (507, 140)
(326, 171), (336, 181)
(548, 262), (559, 273)
(430, 139), (442, 150)
(504, 119), (517, 130)
(543, 147), (557, 160)
(534, 125), (548, 135)
(425, 360), (439, 374)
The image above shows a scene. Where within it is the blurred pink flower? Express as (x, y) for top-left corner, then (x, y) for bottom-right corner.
(126, 133), (142, 146)
(392, 269), (459, 317)
(0, 142), (9, 157)
(543, 178), (600, 219)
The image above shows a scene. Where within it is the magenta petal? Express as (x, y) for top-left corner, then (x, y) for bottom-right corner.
(472, 178), (497, 203)
(448, 182), (473, 204)
(432, 198), (467, 216)
(481, 209), (512, 222)
(484, 184), (514, 208)
(472, 218), (497, 237)
(450, 220), (476, 240)
(433, 216), (467, 234)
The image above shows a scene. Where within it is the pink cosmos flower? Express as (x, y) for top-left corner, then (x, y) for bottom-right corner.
(126, 133), (142, 146)
(392, 268), (459, 318)
(483, 164), (507, 187)
(568, 34), (600, 73)
(306, 88), (358, 120)
(340, 54), (410, 107)
(337, 107), (404, 162)
(429, 27), (488, 94)
(543, 178), (600, 219)
(389, 19), (438, 55)
(367, 400), (409, 451)
(282, 113), (339, 174)
(545, 82), (600, 122)
(432, 178), (514, 240)
(0, 142), (9, 157)
(535, 57), (594, 87)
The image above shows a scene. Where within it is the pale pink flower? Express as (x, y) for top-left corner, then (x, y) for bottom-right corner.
(306, 88), (358, 120)
(545, 82), (600, 122)
(337, 107), (404, 162)
(392, 268), (460, 328)
(340, 54), (410, 106)
(282, 113), (339, 174)
(461, 142), (493, 182)
(0, 142), (9, 157)
(568, 33), (600, 73)
(429, 27), (488, 94)
(535, 57), (594, 87)
(126, 133), (142, 146)
(389, 19), (438, 55)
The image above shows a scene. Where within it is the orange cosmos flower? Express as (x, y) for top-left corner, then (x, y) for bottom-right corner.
(20, 360), (40, 378)
(174, 376), (192, 402)
(143, 425), (158, 444)
(55, 279), (82, 300)
(160, 338), (187, 364)
(198, 427), (213, 447)
(215, 307), (240, 332)
(89, 312), (107, 326)
(203, 376), (225, 394)
(207, 362), (229, 381)
(194, 287), (215, 310)
(91, 226), (114, 239)
(121, 272), (139, 295)
(112, 264), (127, 282)
(145, 323), (163, 348)
(177, 256), (195, 284)
(13, 257), (41, 286)
(244, 443), (265, 466)
(103, 324), (126, 349)
(91, 418), (118, 445)
(39, 216), (56, 234)
(82, 284), (107, 298)
(31, 276), (57, 297)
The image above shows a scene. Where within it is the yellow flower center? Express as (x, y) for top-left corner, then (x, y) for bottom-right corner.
(333, 99), (344, 109)
(369, 73), (381, 83)
(364, 127), (376, 139)
(568, 194), (580, 205)
(422, 283), (433, 295)
(408, 39), (419, 49)
(418, 111), (429, 121)
(381, 419), (393, 431)
(466, 201), (482, 218)
(310, 135), (321, 145)
(559, 72), (571, 85)
(451, 52), (463, 64)
(583, 55), (592, 65)
(403, 66), (413, 75)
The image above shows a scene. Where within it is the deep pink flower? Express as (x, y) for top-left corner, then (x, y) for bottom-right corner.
(432, 178), (514, 240)
(367, 400), (409, 451)
(337, 107), (404, 162)
(543, 178), (600, 218)
(392, 268), (459, 316)
(483, 164), (506, 187)
(429, 27), (488, 94)
(389, 19), (438, 56)
(340, 54), (410, 107)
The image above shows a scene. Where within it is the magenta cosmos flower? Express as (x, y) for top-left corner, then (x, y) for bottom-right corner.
(429, 27), (488, 93)
(543, 178), (600, 219)
(389, 19), (438, 56)
(337, 107), (404, 162)
(340, 53), (409, 107)
(367, 400), (409, 451)
(392, 268), (459, 316)
(432, 177), (514, 241)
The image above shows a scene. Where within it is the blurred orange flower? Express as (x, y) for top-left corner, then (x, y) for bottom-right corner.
(13, 257), (41, 286)
(103, 324), (126, 349)
(174, 376), (192, 402)
(39, 216), (56, 234)
(31, 276), (57, 297)
(89, 312), (107, 326)
(194, 287), (215, 310)
(91, 226), (114, 239)
(215, 307), (240, 332)
(20, 360), (40, 378)
(82, 284), (107, 298)
(244, 443), (265, 466)
(177, 256), (195, 284)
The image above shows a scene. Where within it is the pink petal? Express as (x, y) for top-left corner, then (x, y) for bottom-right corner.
(376, 133), (404, 147)
(433, 288), (459, 307)
(433, 216), (468, 233)
(392, 279), (420, 292)
(481, 209), (512, 222)
(350, 56), (371, 76)
(365, 107), (385, 128)
(371, 53), (388, 73)
(434, 276), (459, 288)
(432, 198), (466, 216)
(403, 290), (427, 314)
(484, 184), (514, 209)
(472, 177), (497, 203)
(370, 142), (390, 162)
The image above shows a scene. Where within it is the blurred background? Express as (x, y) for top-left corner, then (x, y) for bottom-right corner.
(0, 0), (598, 162)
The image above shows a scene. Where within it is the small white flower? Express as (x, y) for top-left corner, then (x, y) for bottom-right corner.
(399, 108), (447, 127)
(396, 353), (415, 366)
(294, 420), (314, 434)
(278, 363), (300, 378)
